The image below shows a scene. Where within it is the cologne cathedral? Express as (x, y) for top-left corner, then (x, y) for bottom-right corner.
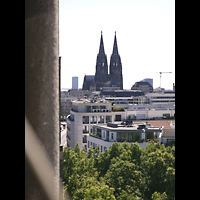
(82, 32), (123, 91)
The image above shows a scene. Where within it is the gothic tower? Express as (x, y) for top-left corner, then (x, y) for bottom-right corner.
(95, 31), (109, 91)
(109, 32), (123, 90)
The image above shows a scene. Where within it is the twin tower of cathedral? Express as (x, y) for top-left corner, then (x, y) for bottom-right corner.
(82, 32), (123, 91)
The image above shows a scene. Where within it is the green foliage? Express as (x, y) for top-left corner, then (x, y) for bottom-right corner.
(63, 141), (175, 200)
(151, 192), (168, 200)
(83, 185), (116, 200)
(112, 106), (125, 111)
(104, 159), (141, 198)
(118, 190), (138, 200)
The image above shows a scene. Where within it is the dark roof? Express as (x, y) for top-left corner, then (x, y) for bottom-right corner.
(132, 81), (152, 87)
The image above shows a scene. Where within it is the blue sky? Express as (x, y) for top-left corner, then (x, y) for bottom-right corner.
(59, 0), (175, 89)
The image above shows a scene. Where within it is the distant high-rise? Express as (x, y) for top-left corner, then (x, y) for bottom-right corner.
(72, 76), (78, 90)
(83, 32), (123, 91)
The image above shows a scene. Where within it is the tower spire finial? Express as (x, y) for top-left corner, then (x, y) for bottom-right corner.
(99, 31), (105, 54)
(112, 32), (118, 55)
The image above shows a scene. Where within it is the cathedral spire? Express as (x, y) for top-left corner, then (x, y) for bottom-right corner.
(99, 31), (105, 55)
(112, 31), (119, 55)
(109, 31), (123, 90)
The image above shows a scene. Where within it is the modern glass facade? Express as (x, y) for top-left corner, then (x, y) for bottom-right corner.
(117, 132), (141, 142)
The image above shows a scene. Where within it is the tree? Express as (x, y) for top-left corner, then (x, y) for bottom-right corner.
(130, 142), (142, 169)
(63, 142), (175, 200)
(118, 190), (138, 200)
(83, 185), (116, 200)
(141, 142), (175, 200)
(95, 148), (111, 177)
(70, 175), (101, 199)
(63, 147), (77, 186)
(151, 192), (168, 200)
(104, 159), (141, 198)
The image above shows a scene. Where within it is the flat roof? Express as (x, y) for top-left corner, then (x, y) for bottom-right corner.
(93, 123), (141, 132)
(73, 99), (109, 104)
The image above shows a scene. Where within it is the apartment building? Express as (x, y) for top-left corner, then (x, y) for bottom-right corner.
(66, 98), (126, 150)
(87, 122), (164, 152)
(105, 92), (175, 120)
(145, 92), (175, 105)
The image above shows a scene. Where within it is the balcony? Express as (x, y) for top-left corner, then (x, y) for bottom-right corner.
(86, 109), (111, 113)
(83, 130), (89, 134)
(89, 133), (109, 142)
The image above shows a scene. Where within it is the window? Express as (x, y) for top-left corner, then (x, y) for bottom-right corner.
(163, 113), (170, 118)
(125, 132), (129, 141)
(90, 116), (97, 124)
(117, 132), (125, 142)
(92, 106), (98, 109)
(115, 115), (121, 121)
(83, 116), (89, 124)
(106, 115), (112, 123)
(111, 133), (114, 140)
(117, 132), (141, 142)
(83, 135), (87, 143)
(93, 127), (96, 134)
(83, 125), (89, 133)
(93, 116), (97, 124)
(106, 131), (109, 141)
(98, 116), (104, 123)
(167, 139), (175, 146)
(86, 106), (91, 112)
(97, 116), (101, 123)
(146, 132), (157, 140)
(90, 116), (93, 124)
(100, 105), (106, 109)
(97, 128), (101, 138)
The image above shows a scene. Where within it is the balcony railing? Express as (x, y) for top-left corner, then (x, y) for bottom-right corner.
(89, 133), (109, 142)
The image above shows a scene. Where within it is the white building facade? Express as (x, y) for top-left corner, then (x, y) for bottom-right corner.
(105, 92), (175, 120)
(66, 99), (126, 150)
(87, 122), (163, 152)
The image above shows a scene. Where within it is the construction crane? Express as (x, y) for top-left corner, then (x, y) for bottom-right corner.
(143, 71), (172, 92)
(157, 72), (172, 92)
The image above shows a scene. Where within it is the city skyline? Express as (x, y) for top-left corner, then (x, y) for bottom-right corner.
(59, 0), (175, 90)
